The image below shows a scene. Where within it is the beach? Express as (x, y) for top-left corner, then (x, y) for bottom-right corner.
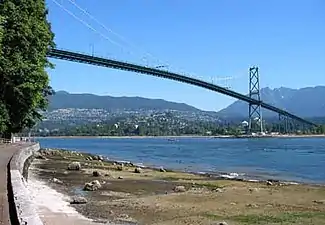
(27, 148), (325, 225)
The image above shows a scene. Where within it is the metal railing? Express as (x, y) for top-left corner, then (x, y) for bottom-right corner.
(0, 138), (12, 144)
(0, 136), (35, 144)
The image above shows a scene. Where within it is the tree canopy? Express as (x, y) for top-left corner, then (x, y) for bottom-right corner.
(0, 0), (55, 138)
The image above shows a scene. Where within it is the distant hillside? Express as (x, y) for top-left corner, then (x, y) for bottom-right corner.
(218, 86), (325, 118)
(48, 91), (201, 112)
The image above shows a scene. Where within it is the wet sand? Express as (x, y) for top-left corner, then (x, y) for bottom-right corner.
(28, 149), (325, 225)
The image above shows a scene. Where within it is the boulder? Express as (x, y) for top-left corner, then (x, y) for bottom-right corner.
(34, 152), (47, 160)
(266, 181), (273, 186)
(173, 185), (186, 192)
(211, 222), (228, 225)
(70, 196), (87, 204)
(134, 167), (142, 173)
(93, 171), (101, 177)
(68, 162), (81, 171)
(83, 180), (102, 191)
(313, 200), (325, 204)
(92, 155), (104, 161)
(50, 178), (63, 184)
(117, 165), (124, 171)
(218, 222), (228, 225)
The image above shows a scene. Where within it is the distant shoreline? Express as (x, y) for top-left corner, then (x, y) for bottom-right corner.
(34, 134), (325, 139)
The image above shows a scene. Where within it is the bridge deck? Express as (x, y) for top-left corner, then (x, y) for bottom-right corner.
(48, 49), (316, 127)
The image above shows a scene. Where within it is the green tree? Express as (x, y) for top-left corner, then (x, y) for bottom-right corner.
(0, 15), (9, 135)
(0, 0), (55, 138)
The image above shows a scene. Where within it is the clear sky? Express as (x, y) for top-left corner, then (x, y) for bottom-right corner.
(46, 0), (325, 111)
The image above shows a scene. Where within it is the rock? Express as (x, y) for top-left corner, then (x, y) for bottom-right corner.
(92, 180), (101, 187)
(313, 200), (325, 204)
(174, 185), (186, 192)
(84, 183), (95, 191)
(134, 167), (142, 173)
(50, 178), (63, 184)
(249, 187), (259, 193)
(211, 222), (228, 225)
(40, 149), (51, 156)
(104, 173), (111, 177)
(213, 188), (224, 193)
(68, 162), (81, 171)
(117, 165), (123, 171)
(92, 155), (104, 161)
(127, 162), (134, 167)
(83, 180), (102, 191)
(246, 203), (258, 208)
(93, 171), (101, 177)
(34, 152), (47, 160)
(218, 222), (228, 225)
(118, 176), (123, 179)
(266, 181), (273, 186)
(70, 196), (87, 204)
(159, 167), (166, 172)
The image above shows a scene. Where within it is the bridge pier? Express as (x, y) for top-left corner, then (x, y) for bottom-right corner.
(248, 67), (263, 134)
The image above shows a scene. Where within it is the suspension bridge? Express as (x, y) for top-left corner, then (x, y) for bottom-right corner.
(47, 0), (318, 132)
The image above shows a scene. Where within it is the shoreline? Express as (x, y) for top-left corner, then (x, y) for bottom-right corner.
(34, 134), (325, 139)
(29, 148), (325, 225)
(43, 147), (325, 186)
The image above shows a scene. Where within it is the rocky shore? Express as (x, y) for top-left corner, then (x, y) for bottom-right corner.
(28, 148), (325, 225)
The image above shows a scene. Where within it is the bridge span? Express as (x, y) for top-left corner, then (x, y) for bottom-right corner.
(47, 48), (316, 127)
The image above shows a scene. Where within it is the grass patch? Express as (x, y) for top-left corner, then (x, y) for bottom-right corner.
(205, 212), (325, 224)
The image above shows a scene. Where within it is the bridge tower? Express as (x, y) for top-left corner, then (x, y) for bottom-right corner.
(248, 67), (263, 134)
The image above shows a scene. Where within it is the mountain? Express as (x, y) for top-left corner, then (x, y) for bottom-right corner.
(48, 91), (201, 112)
(218, 86), (325, 118)
(49, 86), (325, 120)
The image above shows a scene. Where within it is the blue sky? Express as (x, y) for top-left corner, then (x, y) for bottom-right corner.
(46, 0), (325, 111)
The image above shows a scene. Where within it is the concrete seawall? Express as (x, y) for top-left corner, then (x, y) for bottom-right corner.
(8, 142), (43, 225)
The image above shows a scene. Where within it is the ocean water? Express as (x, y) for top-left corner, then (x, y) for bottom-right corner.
(37, 137), (325, 184)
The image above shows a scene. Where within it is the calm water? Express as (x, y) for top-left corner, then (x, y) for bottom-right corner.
(37, 137), (325, 184)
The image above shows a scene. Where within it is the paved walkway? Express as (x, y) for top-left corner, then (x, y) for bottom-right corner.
(0, 143), (28, 225)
